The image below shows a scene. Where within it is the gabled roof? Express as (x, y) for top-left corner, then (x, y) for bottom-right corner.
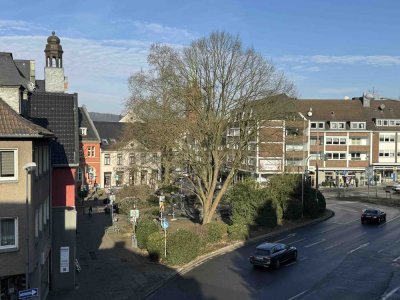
(79, 106), (101, 142)
(93, 121), (127, 149)
(28, 92), (79, 166)
(0, 52), (30, 88)
(0, 98), (53, 138)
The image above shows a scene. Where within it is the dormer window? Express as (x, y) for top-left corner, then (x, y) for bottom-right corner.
(350, 122), (366, 130)
(110, 139), (116, 144)
(330, 122), (346, 130)
(80, 127), (87, 136)
(101, 139), (109, 145)
(310, 122), (324, 129)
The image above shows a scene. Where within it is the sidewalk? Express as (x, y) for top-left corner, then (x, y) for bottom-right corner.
(48, 200), (176, 300)
(48, 196), (333, 300)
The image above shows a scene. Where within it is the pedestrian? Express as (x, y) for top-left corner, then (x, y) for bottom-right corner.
(89, 205), (93, 217)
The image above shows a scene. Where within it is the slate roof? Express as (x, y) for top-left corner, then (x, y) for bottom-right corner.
(27, 92), (79, 166)
(0, 98), (53, 138)
(93, 121), (127, 150)
(78, 106), (101, 142)
(35, 80), (45, 92)
(0, 53), (30, 88)
(14, 60), (31, 82)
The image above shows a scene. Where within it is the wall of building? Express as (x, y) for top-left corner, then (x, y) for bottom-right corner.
(0, 86), (20, 113)
(44, 68), (65, 93)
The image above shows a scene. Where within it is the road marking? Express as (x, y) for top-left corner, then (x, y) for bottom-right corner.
(324, 241), (344, 251)
(299, 257), (308, 261)
(290, 238), (306, 244)
(385, 215), (400, 224)
(348, 242), (369, 254)
(319, 226), (339, 234)
(378, 240), (400, 253)
(287, 289), (309, 300)
(274, 233), (297, 243)
(381, 286), (400, 300)
(285, 261), (297, 267)
(304, 239), (326, 248)
(393, 256), (400, 262)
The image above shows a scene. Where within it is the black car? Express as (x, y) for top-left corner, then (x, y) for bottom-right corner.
(361, 208), (386, 224)
(249, 242), (297, 269)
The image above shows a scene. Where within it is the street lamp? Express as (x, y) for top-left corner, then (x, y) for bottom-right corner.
(23, 162), (36, 288)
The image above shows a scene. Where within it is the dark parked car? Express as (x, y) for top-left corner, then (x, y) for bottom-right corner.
(249, 242), (297, 269)
(361, 208), (386, 224)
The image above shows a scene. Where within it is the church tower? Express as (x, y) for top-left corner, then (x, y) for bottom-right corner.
(44, 31), (68, 92)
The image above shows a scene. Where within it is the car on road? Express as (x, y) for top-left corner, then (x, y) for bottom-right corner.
(391, 183), (400, 192)
(361, 208), (386, 224)
(249, 242), (297, 269)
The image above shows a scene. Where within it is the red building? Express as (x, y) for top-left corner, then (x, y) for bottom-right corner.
(78, 106), (101, 190)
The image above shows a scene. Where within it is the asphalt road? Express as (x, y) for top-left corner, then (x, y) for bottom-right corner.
(149, 197), (400, 300)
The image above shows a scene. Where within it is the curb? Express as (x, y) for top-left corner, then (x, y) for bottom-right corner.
(142, 209), (334, 299)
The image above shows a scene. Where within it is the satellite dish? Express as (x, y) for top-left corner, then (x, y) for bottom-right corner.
(344, 96), (350, 100)
(380, 104), (385, 110)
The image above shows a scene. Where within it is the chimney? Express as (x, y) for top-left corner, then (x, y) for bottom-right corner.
(362, 92), (372, 108)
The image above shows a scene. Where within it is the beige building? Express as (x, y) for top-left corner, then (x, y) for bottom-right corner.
(0, 99), (53, 299)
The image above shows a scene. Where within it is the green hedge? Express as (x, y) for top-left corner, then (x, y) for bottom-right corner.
(147, 231), (164, 261)
(284, 199), (303, 220)
(255, 199), (277, 228)
(136, 219), (159, 249)
(204, 222), (227, 244)
(166, 229), (200, 265)
(227, 224), (249, 241)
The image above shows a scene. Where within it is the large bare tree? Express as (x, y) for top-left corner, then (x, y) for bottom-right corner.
(126, 32), (296, 224)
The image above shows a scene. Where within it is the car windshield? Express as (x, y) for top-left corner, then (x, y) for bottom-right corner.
(365, 209), (378, 214)
(254, 249), (270, 256)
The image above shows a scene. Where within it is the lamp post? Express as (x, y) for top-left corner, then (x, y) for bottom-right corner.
(23, 162), (37, 288)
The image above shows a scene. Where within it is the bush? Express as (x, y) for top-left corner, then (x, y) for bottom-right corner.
(284, 199), (303, 220)
(317, 190), (326, 212)
(136, 219), (159, 249)
(147, 231), (164, 261)
(227, 224), (249, 241)
(255, 199), (277, 227)
(303, 187), (321, 218)
(166, 229), (200, 265)
(204, 222), (227, 244)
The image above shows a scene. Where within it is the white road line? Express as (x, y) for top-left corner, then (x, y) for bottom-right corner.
(299, 257), (308, 261)
(381, 286), (400, 300)
(348, 242), (369, 254)
(319, 227), (338, 234)
(378, 240), (400, 253)
(393, 256), (400, 262)
(289, 238), (306, 245)
(275, 233), (297, 243)
(324, 241), (344, 251)
(385, 215), (400, 224)
(304, 239), (326, 248)
(287, 289), (309, 300)
(285, 261), (297, 267)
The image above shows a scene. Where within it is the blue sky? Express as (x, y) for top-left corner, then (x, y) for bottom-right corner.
(1, 0), (399, 114)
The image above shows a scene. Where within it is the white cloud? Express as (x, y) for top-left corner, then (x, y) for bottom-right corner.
(0, 35), (151, 114)
(0, 20), (49, 33)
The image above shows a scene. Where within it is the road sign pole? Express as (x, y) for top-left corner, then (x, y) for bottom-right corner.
(164, 228), (167, 258)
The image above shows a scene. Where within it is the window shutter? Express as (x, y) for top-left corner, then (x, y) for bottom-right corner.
(0, 151), (14, 177)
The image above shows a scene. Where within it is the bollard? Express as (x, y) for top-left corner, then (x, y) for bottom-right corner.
(132, 234), (137, 248)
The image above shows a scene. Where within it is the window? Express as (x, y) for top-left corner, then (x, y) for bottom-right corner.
(129, 154), (135, 165)
(326, 137), (346, 145)
(228, 128), (240, 136)
(0, 150), (17, 181)
(140, 153), (147, 164)
(104, 154), (110, 165)
(351, 122), (366, 129)
(379, 150), (395, 157)
(87, 146), (95, 157)
(330, 122), (346, 130)
(76, 168), (82, 181)
(80, 127), (87, 136)
(351, 153), (361, 160)
(379, 134), (395, 142)
(351, 138), (361, 145)
(325, 152), (346, 160)
(0, 218), (17, 249)
(101, 139), (109, 145)
(311, 122), (324, 129)
(117, 154), (122, 165)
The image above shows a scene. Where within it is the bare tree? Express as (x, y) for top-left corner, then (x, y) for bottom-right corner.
(126, 32), (296, 224)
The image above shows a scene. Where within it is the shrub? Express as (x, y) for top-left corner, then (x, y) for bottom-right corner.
(317, 190), (326, 212)
(255, 199), (277, 227)
(227, 224), (249, 241)
(166, 229), (200, 265)
(303, 187), (321, 219)
(147, 231), (164, 261)
(204, 222), (227, 244)
(284, 199), (303, 220)
(136, 219), (159, 249)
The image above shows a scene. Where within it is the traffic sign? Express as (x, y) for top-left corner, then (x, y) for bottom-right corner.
(161, 220), (169, 229)
(365, 167), (373, 178)
(19, 288), (38, 299)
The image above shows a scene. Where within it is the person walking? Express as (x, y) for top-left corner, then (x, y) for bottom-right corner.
(89, 205), (93, 217)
